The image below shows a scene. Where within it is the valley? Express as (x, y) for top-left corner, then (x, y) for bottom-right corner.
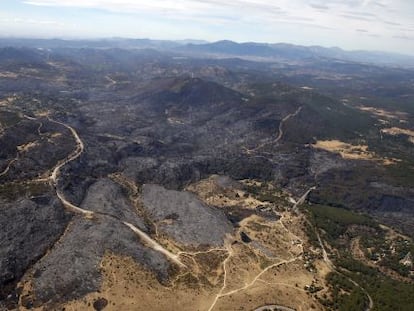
(0, 42), (413, 310)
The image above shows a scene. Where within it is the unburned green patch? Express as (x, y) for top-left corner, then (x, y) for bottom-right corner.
(0, 181), (50, 201)
(0, 110), (21, 127)
(309, 204), (377, 240)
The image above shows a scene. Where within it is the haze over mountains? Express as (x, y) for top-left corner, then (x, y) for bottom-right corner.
(1, 37), (413, 68)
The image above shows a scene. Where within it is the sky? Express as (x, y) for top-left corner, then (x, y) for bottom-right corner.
(0, 0), (413, 54)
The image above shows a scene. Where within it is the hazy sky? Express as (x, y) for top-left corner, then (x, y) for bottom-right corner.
(0, 0), (413, 54)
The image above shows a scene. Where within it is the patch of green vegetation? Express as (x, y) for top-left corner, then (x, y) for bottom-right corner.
(363, 96), (414, 116)
(338, 255), (377, 275)
(312, 166), (382, 210)
(249, 82), (375, 143)
(307, 204), (414, 310)
(339, 257), (414, 311)
(303, 218), (319, 248)
(243, 182), (287, 206)
(169, 78), (191, 93)
(0, 110), (21, 127)
(322, 255), (414, 311)
(299, 92), (375, 140)
(361, 234), (414, 278)
(308, 204), (377, 241)
(320, 272), (368, 311)
(0, 181), (49, 201)
(384, 162), (414, 187)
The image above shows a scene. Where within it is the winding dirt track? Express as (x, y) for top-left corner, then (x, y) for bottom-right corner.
(42, 116), (185, 267)
(244, 106), (303, 155)
(206, 187), (324, 311)
(1, 115), (45, 178)
(275, 106), (303, 143)
(286, 187), (374, 311)
(316, 231), (374, 311)
(0, 157), (18, 177)
(292, 186), (374, 311)
(22, 114), (373, 310)
(1, 116), (49, 178)
(207, 212), (305, 311)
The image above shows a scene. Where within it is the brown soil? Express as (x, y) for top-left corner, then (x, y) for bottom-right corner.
(0, 72), (19, 78)
(357, 106), (408, 121)
(20, 177), (331, 311)
(381, 127), (414, 144)
(57, 212), (328, 311)
(312, 140), (399, 165)
(186, 175), (268, 210)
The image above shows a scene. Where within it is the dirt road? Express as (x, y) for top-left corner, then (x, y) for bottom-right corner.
(46, 116), (186, 268)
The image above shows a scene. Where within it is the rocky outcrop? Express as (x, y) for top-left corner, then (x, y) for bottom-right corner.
(30, 215), (171, 305)
(142, 184), (232, 246)
(0, 197), (71, 307)
(81, 178), (146, 230)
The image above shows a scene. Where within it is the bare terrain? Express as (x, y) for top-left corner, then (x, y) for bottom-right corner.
(0, 42), (413, 310)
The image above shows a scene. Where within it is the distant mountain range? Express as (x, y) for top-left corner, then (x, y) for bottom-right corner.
(0, 37), (412, 67)
(178, 40), (414, 67)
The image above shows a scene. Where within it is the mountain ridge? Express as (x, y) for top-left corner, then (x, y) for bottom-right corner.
(0, 37), (413, 67)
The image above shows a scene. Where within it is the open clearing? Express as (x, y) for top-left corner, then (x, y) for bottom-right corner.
(56, 204), (330, 311)
(381, 127), (414, 144)
(312, 140), (397, 165)
(357, 106), (408, 121)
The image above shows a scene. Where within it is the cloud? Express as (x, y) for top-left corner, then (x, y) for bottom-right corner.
(308, 0), (373, 8)
(383, 20), (401, 26)
(21, 0), (409, 29)
(400, 28), (414, 32)
(309, 3), (329, 10)
(21, 0), (320, 30)
(372, 1), (387, 8)
(0, 16), (63, 26)
(393, 34), (414, 41)
(340, 14), (374, 21)
(345, 11), (377, 17)
(15, 0), (414, 54)
(23, 0), (282, 13)
(22, 0), (289, 26)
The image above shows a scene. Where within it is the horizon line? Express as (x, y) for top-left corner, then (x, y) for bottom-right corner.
(0, 35), (413, 57)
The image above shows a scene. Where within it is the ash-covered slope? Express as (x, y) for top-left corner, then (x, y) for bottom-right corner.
(1, 46), (413, 310)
